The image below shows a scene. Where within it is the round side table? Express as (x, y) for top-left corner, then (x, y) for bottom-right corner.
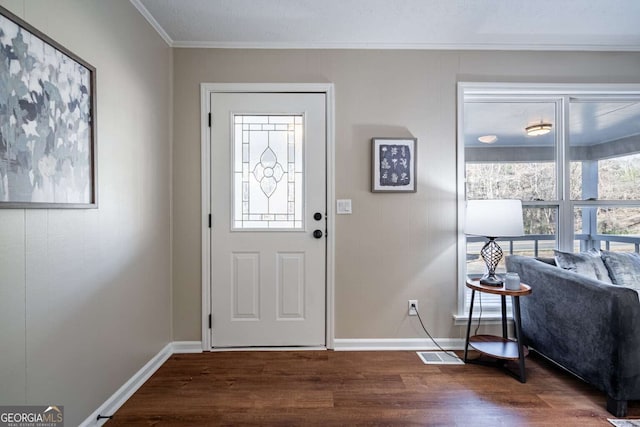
(463, 278), (532, 382)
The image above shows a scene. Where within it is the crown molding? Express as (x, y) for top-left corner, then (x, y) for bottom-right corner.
(171, 40), (640, 51)
(129, 0), (174, 47)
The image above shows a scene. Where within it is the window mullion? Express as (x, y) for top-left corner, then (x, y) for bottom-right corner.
(558, 96), (573, 252)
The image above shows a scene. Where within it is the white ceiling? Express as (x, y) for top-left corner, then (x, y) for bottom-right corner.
(132, 0), (640, 50)
(130, 1), (640, 147)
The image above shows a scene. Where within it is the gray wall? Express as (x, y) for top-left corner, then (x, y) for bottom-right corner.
(0, 1), (172, 425)
(173, 49), (640, 341)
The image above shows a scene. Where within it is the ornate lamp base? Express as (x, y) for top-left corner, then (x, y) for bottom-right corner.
(480, 273), (503, 286)
(479, 237), (504, 286)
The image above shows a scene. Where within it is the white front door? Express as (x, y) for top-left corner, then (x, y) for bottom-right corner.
(210, 92), (326, 347)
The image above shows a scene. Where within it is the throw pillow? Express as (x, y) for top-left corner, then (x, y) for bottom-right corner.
(554, 249), (613, 284)
(601, 250), (640, 289)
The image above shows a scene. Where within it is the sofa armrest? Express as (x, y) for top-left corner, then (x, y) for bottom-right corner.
(506, 255), (640, 400)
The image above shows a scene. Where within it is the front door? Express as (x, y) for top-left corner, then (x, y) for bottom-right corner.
(210, 92), (326, 347)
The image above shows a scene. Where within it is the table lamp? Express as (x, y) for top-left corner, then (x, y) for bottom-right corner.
(465, 199), (524, 286)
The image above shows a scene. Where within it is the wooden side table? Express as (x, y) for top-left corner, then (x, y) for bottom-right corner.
(463, 278), (532, 382)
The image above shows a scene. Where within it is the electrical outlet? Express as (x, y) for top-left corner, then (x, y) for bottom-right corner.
(408, 300), (418, 316)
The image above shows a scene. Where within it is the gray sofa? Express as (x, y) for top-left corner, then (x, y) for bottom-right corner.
(506, 255), (640, 417)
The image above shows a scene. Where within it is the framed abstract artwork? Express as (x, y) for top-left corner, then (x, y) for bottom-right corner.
(0, 5), (97, 208)
(371, 137), (417, 193)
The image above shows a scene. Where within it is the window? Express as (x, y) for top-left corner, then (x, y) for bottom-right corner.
(569, 99), (640, 253)
(232, 114), (304, 230)
(457, 84), (640, 319)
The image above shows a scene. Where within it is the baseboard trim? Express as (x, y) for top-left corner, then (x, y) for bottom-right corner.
(80, 341), (203, 426)
(209, 346), (326, 352)
(172, 341), (204, 353)
(333, 338), (465, 351)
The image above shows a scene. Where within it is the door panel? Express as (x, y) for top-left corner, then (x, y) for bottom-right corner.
(231, 253), (260, 320)
(210, 92), (326, 347)
(276, 252), (305, 319)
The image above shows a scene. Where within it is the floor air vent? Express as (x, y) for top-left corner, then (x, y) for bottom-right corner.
(416, 351), (464, 365)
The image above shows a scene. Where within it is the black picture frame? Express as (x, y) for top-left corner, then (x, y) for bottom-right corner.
(371, 137), (417, 193)
(0, 5), (97, 208)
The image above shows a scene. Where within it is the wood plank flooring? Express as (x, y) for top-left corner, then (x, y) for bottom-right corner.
(107, 350), (638, 426)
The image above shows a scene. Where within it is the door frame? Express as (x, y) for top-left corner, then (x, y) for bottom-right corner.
(199, 83), (336, 351)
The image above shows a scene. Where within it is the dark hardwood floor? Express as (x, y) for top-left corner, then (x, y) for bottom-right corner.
(108, 350), (637, 426)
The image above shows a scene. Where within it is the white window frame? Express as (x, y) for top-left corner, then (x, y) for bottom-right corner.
(455, 83), (640, 324)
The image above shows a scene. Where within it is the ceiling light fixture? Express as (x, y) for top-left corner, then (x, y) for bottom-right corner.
(525, 122), (552, 136)
(478, 135), (498, 144)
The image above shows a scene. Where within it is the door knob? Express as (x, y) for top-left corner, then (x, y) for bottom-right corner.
(314, 212), (323, 221)
(313, 230), (323, 239)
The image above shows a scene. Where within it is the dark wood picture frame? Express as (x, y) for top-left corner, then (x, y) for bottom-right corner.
(0, 5), (97, 208)
(371, 137), (417, 193)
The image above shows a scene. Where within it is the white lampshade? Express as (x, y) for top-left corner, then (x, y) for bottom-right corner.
(465, 199), (524, 237)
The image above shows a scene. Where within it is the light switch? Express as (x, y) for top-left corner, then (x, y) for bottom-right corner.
(336, 199), (352, 214)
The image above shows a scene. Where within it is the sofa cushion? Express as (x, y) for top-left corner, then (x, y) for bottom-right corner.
(554, 249), (613, 284)
(601, 250), (640, 289)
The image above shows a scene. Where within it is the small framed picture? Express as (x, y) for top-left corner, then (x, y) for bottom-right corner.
(371, 137), (417, 193)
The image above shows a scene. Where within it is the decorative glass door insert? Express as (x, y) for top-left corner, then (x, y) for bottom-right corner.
(233, 114), (304, 230)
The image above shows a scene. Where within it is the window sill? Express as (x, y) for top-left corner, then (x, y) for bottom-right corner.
(452, 313), (513, 326)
